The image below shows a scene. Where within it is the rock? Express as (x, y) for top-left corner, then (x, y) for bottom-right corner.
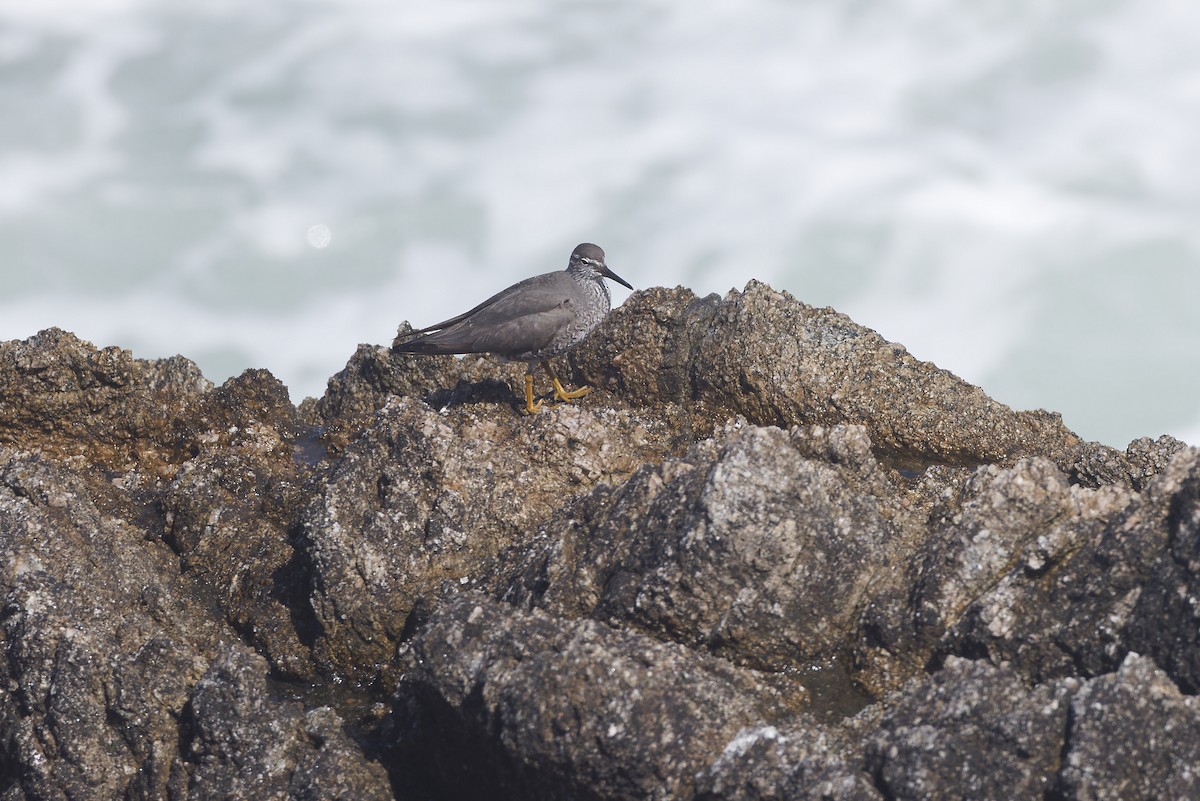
(565, 287), (723, 441)
(0, 327), (210, 474)
(865, 657), (1074, 800)
(693, 721), (882, 801)
(161, 427), (315, 679)
(1056, 652), (1200, 800)
(917, 447), (1200, 688)
(695, 653), (1200, 801)
(0, 335), (364, 799)
(567, 283), (1086, 468)
(300, 340), (464, 453)
(1, 276), (1195, 801)
(1125, 447), (1200, 691)
(301, 395), (684, 681)
(1070, 434), (1189, 490)
(497, 422), (915, 677)
(862, 456), (1128, 689)
(0, 450), (220, 800)
(392, 593), (803, 801)
(181, 647), (390, 800)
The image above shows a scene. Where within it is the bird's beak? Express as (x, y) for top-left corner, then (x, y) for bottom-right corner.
(602, 263), (633, 290)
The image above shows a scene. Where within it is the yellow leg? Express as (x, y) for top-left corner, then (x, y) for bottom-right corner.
(524, 373), (545, 414)
(541, 360), (591, 403)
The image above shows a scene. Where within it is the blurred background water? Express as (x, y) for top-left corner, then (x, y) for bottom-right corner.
(1, 0), (1197, 447)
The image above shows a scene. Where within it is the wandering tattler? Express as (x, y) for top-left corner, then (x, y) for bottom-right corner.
(394, 243), (632, 413)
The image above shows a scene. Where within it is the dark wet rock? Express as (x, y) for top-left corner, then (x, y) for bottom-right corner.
(865, 657), (1074, 801)
(1, 280), (1196, 801)
(693, 720), (882, 801)
(181, 647), (390, 800)
(0, 450), (221, 800)
(1056, 652), (1200, 800)
(1070, 433), (1188, 490)
(392, 593), (802, 801)
(914, 447), (1200, 689)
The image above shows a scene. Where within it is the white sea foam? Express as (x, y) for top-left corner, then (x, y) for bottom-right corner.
(0, 1), (1197, 445)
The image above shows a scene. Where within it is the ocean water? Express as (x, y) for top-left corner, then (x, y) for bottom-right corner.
(1, 0), (1198, 447)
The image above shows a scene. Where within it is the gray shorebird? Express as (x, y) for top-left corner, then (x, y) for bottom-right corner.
(394, 243), (632, 413)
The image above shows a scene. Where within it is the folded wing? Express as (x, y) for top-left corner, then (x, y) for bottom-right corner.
(395, 272), (578, 357)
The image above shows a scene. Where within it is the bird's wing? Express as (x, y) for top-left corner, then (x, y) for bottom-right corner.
(404, 271), (563, 335)
(396, 272), (580, 356)
(470, 303), (576, 354)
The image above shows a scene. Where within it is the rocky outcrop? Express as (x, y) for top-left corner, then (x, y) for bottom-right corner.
(302, 397), (672, 681)
(496, 422), (912, 681)
(393, 593), (801, 801)
(0, 278), (1195, 801)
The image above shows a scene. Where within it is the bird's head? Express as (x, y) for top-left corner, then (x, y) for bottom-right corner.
(568, 243), (632, 290)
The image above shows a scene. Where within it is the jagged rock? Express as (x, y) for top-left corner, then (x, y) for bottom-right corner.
(1056, 652), (1200, 800)
(690, 652), (1200, 801)
(861, 456), (1135, 689)
(1069, 434), (1189, 490)
(695, 653), (1200, 801)
(918, 447), (1200, 688)
(392, 593), (803, 801)
(0, 327), (210, 474)
(181, 647), (390, 800)
(865, 657), (1074, 800)
(497, 422), (916, 677)
(300, 339), (470, 453)
(1123, 447), (1200, 691)
(301, 395), (683, 681)
(693, 721), (882, 801)
(161, 373), (316, 679)
(566, 283), (1087, 468)
(0, 450), (221, 799)
(1, 275), (1195, 801)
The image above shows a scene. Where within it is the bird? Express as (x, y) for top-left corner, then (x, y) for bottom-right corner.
(394, 243), (632, 414)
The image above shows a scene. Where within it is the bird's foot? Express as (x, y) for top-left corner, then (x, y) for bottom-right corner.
(540, 361), (591, 405)
(551, 380), (592, 403)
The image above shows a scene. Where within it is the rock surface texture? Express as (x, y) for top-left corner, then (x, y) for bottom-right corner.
(0, 282), (1195, 801)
